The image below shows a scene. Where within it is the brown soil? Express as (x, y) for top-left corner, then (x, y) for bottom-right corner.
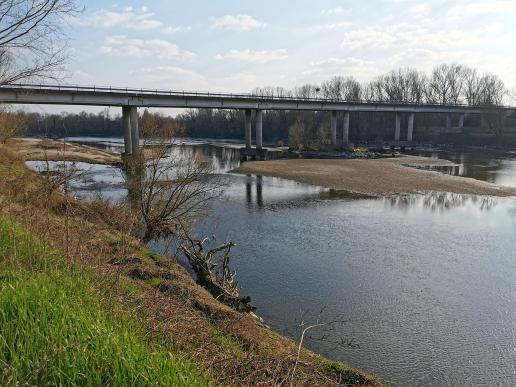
(234, 156), (516, 197)
(0, 145), (382, 386)
(6, 137), (121, 165)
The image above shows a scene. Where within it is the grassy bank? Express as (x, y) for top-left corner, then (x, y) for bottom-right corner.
(0, 145), (382, 386)
(0, 216), (213, 385)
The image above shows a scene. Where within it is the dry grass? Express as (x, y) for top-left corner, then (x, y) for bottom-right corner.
(6, 138), (121, 165)
(0, 145), (382, 386)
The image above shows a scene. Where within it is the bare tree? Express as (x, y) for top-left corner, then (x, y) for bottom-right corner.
(0, 0), (81, 85)
(293, 83), (318, 99)
(463, 67), (483, 106)
(125, 114), (223, 243)
(321, 76), (361, 101)
(0, 105), (24, 142)
(427, 64), (467, 104)
(363, 78), (386, 102)
(478, 74), (506, 106)
(251, 86), (292, 98)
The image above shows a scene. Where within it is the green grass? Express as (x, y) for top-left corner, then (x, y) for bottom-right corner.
(146, 277), (165, 288)
(0, 215), (215, 386)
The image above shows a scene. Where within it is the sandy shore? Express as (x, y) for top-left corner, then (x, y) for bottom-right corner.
(6, 138), (121, 165)
(234, 156), (516, 197)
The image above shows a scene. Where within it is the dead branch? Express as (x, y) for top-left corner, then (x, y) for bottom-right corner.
(180, 232), (254, 312)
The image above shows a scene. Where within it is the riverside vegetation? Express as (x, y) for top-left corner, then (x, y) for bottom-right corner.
(0, 144), (383, 385)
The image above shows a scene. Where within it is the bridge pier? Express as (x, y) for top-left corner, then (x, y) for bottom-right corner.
(331, 111), (338, 146)
(395, 113), (401, 142)
(122, 106), (132, 156)
(245, 109), (252, 149)
(241, 108), (267, 161)
(256, 109), (263, 151)
(130, 106), (140, 156)
(407, 113), (415, 142)
(343, 112), (350, 145)
(459, 113), (465, 129)
(446, 114), (451, 129)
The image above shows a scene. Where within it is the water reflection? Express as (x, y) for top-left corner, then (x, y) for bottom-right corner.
(387, 192), (499, 212)
(413, 150), (516, 188)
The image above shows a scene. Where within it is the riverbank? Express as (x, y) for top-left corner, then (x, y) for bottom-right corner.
(234, 155), (516, 197)
(6, 138), (121, 165)
(0, 145), (382, 386)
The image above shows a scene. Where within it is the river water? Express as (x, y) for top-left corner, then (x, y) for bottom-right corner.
(28, 138), (516, 386)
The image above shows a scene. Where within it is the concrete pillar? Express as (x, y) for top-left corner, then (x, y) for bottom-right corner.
(446, 114), (451, 129)
(122, 106), (132, 156)
(395, 113), (401, 142)
(255, 109), (263, 150)
(330, 111), (338, 146)
(459, 113), (465, 129)
(481, 113), (488, 128)
(130, 107), (139, 156)
(245, 109), (252, 149)
(407, 113), (415, 142)
(343, 112), (350, 145)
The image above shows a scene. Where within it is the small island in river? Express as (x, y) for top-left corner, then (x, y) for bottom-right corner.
(234, 156), (516, 197)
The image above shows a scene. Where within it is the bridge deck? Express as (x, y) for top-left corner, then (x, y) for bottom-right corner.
(0, 84), (509, 113)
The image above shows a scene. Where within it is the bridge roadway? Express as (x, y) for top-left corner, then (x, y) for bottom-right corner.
(0, 84), (511, 158)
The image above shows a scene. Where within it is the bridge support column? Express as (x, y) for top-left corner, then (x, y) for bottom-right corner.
(331, 111), (338, 146)
(343, 112), (350, 145)
(407, 113), (414, 142)
(256, 109), (263, 150)
(245, 109), (252, 149)
(446, 114), (451, 129)
(122, 106), (132, 156)
(130, 107), (139, 156)
(395, 113), (401, 142)
(459, 113), (465, 129)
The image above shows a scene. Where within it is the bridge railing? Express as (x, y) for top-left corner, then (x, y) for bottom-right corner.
(0, 83), (513, 110)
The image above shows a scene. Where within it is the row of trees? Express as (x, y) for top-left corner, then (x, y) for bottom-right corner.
(9, 109), (183, 139)
(250, 64), (507, 106)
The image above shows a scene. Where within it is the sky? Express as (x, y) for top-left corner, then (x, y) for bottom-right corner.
(32, 0), (516, 114)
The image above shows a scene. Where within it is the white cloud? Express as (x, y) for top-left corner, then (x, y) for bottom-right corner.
(308, 22), (353, 31)
(132, 67), (260, 93)
(74, 6), (190, 33)
(303, 57), (382, 81)
(163, 25), (192, 34)
(100, 36), (195, 59)
(410, 3), (430, 17)
(211, 14), (266, 31)
(448, 0), (516, 17)
(222, 72), (258, 89)
(322, 7), (351, 15)
(133, 66), (207, 90)
(341, 24), (485, 50)
(215, 49), (288, 63)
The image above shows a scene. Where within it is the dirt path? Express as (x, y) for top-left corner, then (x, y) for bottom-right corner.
(7, 138), (121, 165)
(234, 156), (516, 197)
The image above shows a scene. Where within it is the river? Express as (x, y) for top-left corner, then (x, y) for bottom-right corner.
(28, 138), (516, 386)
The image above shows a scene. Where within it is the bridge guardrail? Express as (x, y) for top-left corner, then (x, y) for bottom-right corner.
(0, 83), (513, 110)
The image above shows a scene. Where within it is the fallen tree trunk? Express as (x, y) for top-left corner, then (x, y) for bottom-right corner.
(181, 235), (254, 312)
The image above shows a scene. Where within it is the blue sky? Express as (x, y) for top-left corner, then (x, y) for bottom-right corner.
(35, 0), (516, 113)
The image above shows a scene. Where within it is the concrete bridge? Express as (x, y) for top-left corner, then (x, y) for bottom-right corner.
(0, 84), (512, 157)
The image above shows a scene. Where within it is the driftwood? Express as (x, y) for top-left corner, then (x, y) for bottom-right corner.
(181, 235), (254, 312)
